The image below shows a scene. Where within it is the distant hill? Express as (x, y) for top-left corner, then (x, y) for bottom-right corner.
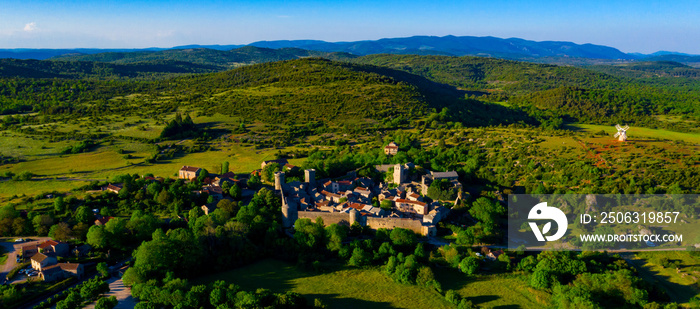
(51, 46), (357, 68)
(587, 61), (700, 79)
(1, 35), (644, 61)
(0, 58), (222, 79)
(250, 35), (636, 60)
(0, 48), (165, 60)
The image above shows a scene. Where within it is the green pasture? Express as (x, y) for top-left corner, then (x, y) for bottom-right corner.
(569, 123), (700, 145)
(196, 259), (454, 309)
(435, 268), (546, 308)
(0, 179), (90, 200)
(632, 251), (700, 305)
(196, 259), (546, 309)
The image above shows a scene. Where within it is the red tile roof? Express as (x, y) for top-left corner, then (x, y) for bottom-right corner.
(395, 199), (426, 206)
(220, 172), (236, 179)
(38, 240), (59, 249)
(180, 166), (201, 172)
(95, 217), (113, 225)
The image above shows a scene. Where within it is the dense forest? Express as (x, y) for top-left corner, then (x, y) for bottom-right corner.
(1, 52), (698, 133)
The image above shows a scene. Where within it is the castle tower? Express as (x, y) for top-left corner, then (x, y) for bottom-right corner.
(304, 169), (316, 188)
(393, 164), (404, 185)
(281, 198), (298, 228)
(349, 208), (359, 226)
(274, 171), (286, 192)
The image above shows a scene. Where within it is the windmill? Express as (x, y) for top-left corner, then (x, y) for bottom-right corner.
(614, 124), (629, 142)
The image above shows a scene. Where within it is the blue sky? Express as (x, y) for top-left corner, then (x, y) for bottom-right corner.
(1, 0), (699, 54)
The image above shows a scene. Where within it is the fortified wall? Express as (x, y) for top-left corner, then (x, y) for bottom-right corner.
(279, 168), (436, 236)
(284, 195), (434, 235)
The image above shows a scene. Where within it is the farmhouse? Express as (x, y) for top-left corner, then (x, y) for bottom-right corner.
(31, 252), (57, 271)
(179, 166), (202, 180)
(261, 159), (288, 170)
(105, 183), (123, 194)
(38, 240), (69, 256)
(40, 263), (85, 282)
(384, 142), (399, 155)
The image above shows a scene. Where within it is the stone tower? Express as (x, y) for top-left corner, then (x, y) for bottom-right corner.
(281, 198), (298, 228)
(274, 171), (285, 192)
(304, 169), (316, 188)
(349, 208), (359, 226)
(393, 164), (404, 185)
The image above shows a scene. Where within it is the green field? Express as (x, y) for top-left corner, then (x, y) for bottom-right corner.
(196, 259), (546, 309)
(0, 179), (90, 200)
(196, 259), (454, 309)
(435, 268), (546, 308)
(631, 251), (700, 305)
(569, 123), (700, 145)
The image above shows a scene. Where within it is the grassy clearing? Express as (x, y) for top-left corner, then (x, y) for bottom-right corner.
(570, 123), (700, 145)
(631, 251), (700, 305)
(435, 268), (547, 308)
(195, 259), (454, 309)
(0, 131), (73, 158)
(0, 179), (90, 200)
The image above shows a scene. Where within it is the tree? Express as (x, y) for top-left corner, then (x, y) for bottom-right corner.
(196, 168), (210, 183)
(157, 189), (172, 206)
(530, 269), (555, 289)
(95, 296), (118, 309)
(262, 163), (280, 183)
(33, 214), (54, 236)
(229, 183), (242, 200)
(247, 174), (262, 189)
(294, 218), (326, 251)
(222, 161), (229, 174)
(146, 182), (162, 196)
(348, 247), (370, 266)
(105, 218), (128, 249)
(390, 228), (417, 248)
(48, 222), (72, 241)
(75, 206), (95, 224)
(468, 197), (505, 235)
(87, 225), (108, 249)
(81, 277), (109, 300)
(416, 266), (436, 286)
(97, 262), (110, 278)
(325, 224), (348, 252)
(125, 210), (160, 242)
(216, 199), (239, 216)
(54, 196), (66, 213)
(459, 256), (480, 275)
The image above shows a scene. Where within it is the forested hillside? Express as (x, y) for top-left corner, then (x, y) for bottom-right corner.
(353, 54), (700, 130)
(1, 53), (699, 132)
(51, 46), (355, 68)
(0, 58), (221, 80)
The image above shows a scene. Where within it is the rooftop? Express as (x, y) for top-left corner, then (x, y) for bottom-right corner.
(432, 171), (459, 178)
(180, 166), (201, 172)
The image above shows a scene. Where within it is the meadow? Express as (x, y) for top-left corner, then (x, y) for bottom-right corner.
(195, 259), (546, 309)
(569, 123), (700, 145)
(631, 251), (700, 305)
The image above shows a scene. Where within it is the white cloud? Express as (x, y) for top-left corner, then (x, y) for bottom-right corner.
(24, 22), (37, 32)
